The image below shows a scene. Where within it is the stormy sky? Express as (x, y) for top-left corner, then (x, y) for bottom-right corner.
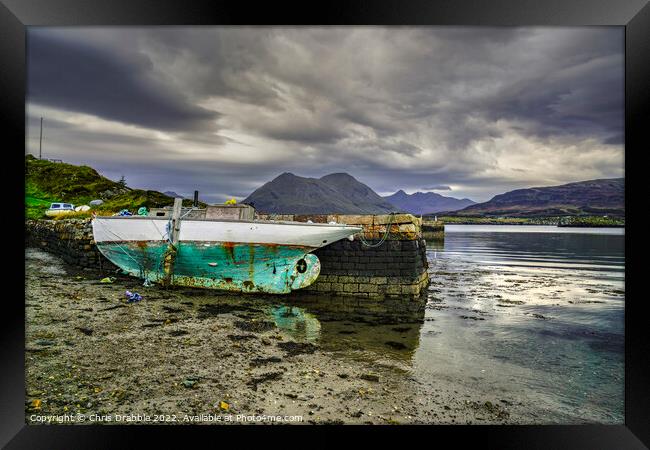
(26, 27), (624, 203)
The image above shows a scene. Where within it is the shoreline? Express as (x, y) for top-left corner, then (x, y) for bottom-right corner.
(444, 223), (625, 228)
(432, 216), (625, 228)
(25, 247), (517, 425)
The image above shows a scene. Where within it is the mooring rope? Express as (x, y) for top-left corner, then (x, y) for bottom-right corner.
(180, 207), (195, 220)
(358, 213), (396, 248)
(94, 219), (149, 280)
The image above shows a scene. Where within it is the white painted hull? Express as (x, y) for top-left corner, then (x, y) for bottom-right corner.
(92, 217), (361, 248)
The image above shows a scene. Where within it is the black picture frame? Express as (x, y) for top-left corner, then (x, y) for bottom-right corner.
(3, 0), (648, 447)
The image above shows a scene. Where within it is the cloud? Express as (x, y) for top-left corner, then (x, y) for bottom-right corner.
(27, 29), (219, 132)
(26, 27), (624, 203)
(422, 185), (452, 191)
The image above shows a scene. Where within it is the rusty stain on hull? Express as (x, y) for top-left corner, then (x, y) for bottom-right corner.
(223, 241), (235, 261)
(95, 240), (321, 294)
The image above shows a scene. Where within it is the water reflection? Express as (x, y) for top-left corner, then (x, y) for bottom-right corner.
(427, 239), (444, 253)
(190, 225), (623, 422)
(267, 296), (425, 362)
(418, 225), (624, 423)
(269, 306), (321, 342)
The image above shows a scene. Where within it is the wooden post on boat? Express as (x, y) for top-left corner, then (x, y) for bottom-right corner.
(170, 198), (183, 244)
(161, 198), (183, 288)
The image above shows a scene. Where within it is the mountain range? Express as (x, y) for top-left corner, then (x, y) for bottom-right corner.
(243, 172), (624, 217)
(383, 190), (475, 215)
(163, 191), (184, 198)
(242, 172), (397, 214)
(26, 155), (623, 219)
(448, 178), (624, 217)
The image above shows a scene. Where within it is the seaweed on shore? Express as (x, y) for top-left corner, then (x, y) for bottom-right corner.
(247, 371), (284, 391)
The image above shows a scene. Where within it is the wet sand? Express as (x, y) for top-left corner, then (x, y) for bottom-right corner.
(25, 247), (513, 425)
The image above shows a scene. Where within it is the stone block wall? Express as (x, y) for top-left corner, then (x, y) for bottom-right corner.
(297, 238), (428, 299)
(421, 220), (445, 241)
(258, 213), (431, 300)
(25, 219), (118, 272)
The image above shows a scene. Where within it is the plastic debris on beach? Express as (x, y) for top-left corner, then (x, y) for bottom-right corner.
(125, 290), (143, 303)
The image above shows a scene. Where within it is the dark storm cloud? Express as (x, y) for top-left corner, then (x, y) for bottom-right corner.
(25, 109), (286, 203)
(27, 30), (219, 132)
(482, 49), (624, 143)
(26, 27), (624, 202)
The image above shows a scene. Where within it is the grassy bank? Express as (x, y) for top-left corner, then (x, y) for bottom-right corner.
(25, 155), (202, 219)
(432, 215), (624, 227)
(434, 216), (555, 225)
(557, 216), (625, 228)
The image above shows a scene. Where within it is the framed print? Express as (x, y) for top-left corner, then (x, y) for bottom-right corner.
(2, 0), (648, 447)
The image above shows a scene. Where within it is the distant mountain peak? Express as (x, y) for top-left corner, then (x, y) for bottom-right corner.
(320, 172), (355, 181)
(383, 190), (475, 215)
(243, 172), (397, 214)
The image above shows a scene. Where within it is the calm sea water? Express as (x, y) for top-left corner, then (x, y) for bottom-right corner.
(268, 224), (625, 423)
(417, 225), (625, 423)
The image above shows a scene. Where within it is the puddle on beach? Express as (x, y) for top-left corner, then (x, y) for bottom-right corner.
(266, 304), (422, 364)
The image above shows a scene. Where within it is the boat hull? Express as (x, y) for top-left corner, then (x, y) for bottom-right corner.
(96, 240), (321, 294)
(92, 216), (360, 248)
(92, 216), (361, 294)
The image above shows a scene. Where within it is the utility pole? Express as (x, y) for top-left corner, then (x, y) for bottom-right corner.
(39, 117), (43, 159)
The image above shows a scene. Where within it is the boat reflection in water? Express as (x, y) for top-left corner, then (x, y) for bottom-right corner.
(270, 305), (322, 342)
(267, 294), (426, 362)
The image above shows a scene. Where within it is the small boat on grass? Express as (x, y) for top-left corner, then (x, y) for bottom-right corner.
(92, 205), (361, 294)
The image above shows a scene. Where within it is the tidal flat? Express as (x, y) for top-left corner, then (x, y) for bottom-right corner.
(25, 248), (510, 425)
(25, 225), (624, 425)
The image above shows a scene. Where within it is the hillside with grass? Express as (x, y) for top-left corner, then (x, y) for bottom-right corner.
(25, 155), (195, 219)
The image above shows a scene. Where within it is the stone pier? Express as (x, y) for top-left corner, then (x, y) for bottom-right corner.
(257, 213), (430, 300)
(421, 220), (445, 241)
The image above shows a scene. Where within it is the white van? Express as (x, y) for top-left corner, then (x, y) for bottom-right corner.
(45, 202), (75, 217)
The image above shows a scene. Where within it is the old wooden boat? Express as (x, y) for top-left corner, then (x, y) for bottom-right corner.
(91, 208), (361, 294)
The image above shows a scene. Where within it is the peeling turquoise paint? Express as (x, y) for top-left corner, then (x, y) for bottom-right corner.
(96, 241), (321, 294)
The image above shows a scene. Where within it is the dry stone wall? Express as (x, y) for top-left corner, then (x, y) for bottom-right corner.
(25, 219), (118, 272)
